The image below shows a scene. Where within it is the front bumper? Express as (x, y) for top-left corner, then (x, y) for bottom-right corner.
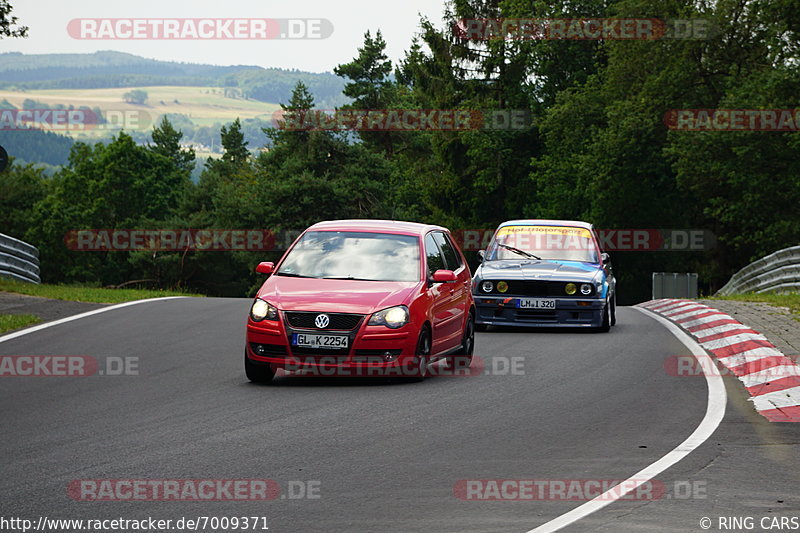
(245, 313), (420, 375)
(474, 295), (604, 328)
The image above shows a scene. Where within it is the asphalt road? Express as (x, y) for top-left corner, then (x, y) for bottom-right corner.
(1, 298), (798, 533)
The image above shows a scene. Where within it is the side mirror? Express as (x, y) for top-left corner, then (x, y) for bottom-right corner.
(431, 269), (457, 283)
(601, 253), (611, 265)
(255, 262), (274, 275)
(477, 250), (485, 263)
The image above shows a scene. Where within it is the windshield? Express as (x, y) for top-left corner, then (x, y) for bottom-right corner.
(487, 225), (599, 263)
(277, 231), (420, 282)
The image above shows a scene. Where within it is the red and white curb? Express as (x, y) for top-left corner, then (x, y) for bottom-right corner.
(638, 299), (800, 423)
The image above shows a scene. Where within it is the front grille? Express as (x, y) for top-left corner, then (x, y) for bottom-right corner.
(284, 311), (364, 331)
(516, 309), (558, 322)
(481, 280), (594, 297)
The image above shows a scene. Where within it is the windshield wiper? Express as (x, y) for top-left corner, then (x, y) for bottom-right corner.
(322, 276), (374, 281)
(276, 272), (315, 278)
(497, 243), (541, 260)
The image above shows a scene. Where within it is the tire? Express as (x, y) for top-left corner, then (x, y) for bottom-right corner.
(445, 312), (474, 371)
(408, 327), (431, 382)
(245, 351), (276, 383)
(610, 293), (617, 327)
(597, 301), (611, 333)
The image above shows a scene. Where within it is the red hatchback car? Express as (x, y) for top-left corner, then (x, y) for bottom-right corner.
(245, 220), (475, 382)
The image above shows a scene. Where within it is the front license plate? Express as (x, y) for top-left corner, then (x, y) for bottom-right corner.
(292, 333), (349, 349)
(516, 298), (556, 309)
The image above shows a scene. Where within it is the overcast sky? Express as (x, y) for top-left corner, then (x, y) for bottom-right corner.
(5, 0), (448, 72)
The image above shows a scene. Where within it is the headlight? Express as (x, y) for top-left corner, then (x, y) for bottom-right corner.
(250, 298), (278, 322)
(481, 281), (494, 293)
(580, 283), (593, 296)
(497, 281), (509, 293)
(368, 305), (410, 329)
(565, 283), (577, 295)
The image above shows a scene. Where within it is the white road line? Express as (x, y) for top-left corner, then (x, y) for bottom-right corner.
(525, 308), (727, 533)
(0, 297), (188, 344)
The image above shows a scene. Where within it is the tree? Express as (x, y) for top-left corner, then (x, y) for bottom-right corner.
(26, 133), (187, 284)
(123, 89), (148, 105)
(150, 116), (195, 174)
(0, 0), (27, 39)
(0, 158), (46, 239)
(334, 30), (394, 109)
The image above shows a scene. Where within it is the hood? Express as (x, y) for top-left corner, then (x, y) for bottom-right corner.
(258, 277), (421, 314)
(476, 260), (601, 283)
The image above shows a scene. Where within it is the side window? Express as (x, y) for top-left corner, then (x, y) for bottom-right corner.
(433, 232), (462, 270)
(424, 234), (445, 276)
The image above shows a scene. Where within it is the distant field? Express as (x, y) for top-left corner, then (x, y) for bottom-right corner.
(0, 86), (280, 137)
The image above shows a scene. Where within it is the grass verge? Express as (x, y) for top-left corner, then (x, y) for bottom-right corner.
(0, 313), (42, 334)
(0, 280), (200, 304)
(708, 292), (800, 316)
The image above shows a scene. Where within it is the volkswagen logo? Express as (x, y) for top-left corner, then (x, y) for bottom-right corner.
(314, 314), (330, 329)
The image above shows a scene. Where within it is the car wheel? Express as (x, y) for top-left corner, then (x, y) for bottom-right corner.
(245, 351), (276, 383)
(409, 327), (431, 382)
(597, 301), (611, 333)
(610, 293), (617, 327)
(445, 312), (475, 372)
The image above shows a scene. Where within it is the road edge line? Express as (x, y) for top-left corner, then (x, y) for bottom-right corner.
(0, 297), (188, 344)
(525, 307), (727, 533)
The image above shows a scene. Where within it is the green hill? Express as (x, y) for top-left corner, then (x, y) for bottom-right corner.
(0, 51), (349, 108)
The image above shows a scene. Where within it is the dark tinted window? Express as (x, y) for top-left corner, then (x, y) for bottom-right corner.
(432, 232), (461, 269)
(424, 233), (445, 275)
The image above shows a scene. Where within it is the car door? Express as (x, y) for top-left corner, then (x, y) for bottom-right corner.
(432, 231), (469, 350)
(424, 232), (460, 355)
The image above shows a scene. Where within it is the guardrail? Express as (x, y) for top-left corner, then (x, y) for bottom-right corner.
(717, 245), (800, 295)
(0, 233), (41, 284)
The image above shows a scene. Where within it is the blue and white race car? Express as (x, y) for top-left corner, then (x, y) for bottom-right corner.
(472, 220), (616, 331)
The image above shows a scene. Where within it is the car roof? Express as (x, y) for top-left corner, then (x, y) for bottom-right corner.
(496, 219), (595, 231)
(308, 219), (449, 236)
